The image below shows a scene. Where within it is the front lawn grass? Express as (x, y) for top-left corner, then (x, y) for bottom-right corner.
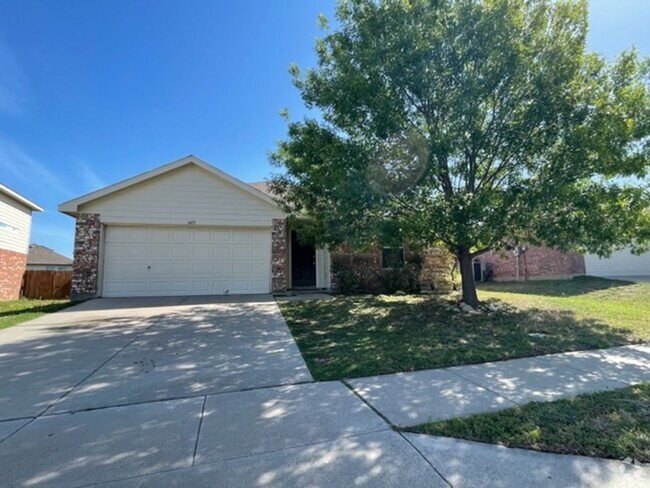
(0, 299), (71, 329)
(402, 383), (650, 463)
(278, 277), (649, 380)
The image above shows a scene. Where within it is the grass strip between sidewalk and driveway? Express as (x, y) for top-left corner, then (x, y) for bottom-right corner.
(401, 383), (650, 463)
(0, 299), (71, 329)
(278, 277), (650, 381)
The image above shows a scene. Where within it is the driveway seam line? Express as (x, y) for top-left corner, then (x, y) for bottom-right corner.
(38, 379), (317, 418)
(71, 466), (189, 488)
(39, 313), (169, 417)
(398, 432), (454, 488)
(193, 428), (393, 466)
(443, 367), (523, 406)
(340, 379), (395, 428)
(192, 395), (207, 467)
(0, 415), (35, 423)
(73, 429), (394, 488)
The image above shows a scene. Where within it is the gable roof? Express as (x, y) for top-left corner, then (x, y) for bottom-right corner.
(0, 184), (43, 212)
(58, 155), (279, 216)
(27, 244), (73, 266)
(247, 181), (272, 196)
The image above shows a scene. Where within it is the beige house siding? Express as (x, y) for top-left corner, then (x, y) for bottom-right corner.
(79, 165), (284, 227)
(0, 192), (33, 254)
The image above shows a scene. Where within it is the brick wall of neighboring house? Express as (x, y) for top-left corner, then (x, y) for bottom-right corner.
(71, 213), (102, 301)
(271, 218), (288, 292)
(0, 248), (27, 300)
(480, 245), (585, 281)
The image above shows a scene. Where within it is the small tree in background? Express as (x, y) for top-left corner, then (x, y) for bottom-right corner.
(271, 0), (650, 307)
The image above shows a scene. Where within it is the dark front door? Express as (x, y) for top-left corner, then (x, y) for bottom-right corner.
(291, 230), (316, 287)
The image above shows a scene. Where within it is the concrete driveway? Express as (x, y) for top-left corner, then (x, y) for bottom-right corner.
(0, 296), (444, 488)
(0, 296), (646, 487)
(0, 295), (312, 420)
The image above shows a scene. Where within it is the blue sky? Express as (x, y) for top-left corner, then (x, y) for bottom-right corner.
(0, 0), (648, 258)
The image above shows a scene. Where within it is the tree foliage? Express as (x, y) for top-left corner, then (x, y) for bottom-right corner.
(271, 0), (650, 305)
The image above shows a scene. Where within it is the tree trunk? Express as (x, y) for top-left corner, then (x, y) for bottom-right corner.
(457, 248), (479, 307)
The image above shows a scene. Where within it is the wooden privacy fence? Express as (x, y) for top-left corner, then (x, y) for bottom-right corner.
(21, 270), (72, 299)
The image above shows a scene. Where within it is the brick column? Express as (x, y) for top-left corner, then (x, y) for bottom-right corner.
(71, 213), (101, 301)
(0, 249), (27, 300)
(271, 218), (288, 292)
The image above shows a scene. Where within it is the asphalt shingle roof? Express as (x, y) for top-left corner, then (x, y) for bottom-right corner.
(27, 244), (73, 266)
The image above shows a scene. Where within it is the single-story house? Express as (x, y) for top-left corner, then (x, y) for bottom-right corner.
(59, 156), (584, 300)
(584, 248), (650, 281)
(26, 244), (73, 271)
(0, 184), (43, 300)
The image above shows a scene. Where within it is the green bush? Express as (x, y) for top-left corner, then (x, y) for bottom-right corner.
(379, 265), (421, 294)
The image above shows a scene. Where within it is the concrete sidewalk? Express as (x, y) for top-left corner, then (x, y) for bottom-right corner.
(348, 343), (650, 426)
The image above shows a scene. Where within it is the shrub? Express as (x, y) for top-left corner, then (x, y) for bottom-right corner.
(379, 265), (421, 294)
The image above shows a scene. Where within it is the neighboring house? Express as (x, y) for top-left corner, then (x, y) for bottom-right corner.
(0, 184), (43, 300)
(479, 247), (585, 281)
(59, 156), (583, 300)
(26, 244), (73, 271)
(584, 248), (650, 281)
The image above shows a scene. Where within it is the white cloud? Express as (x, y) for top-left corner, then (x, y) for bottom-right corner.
(0, 38), (28, 116)
(0, 139), (73, 197)
(78, 161), (107, 192)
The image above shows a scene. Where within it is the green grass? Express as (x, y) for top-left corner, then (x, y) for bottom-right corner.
(0, 299), (72, 329)
(278, 276), (650, 381)
(402, 383), (650, 463)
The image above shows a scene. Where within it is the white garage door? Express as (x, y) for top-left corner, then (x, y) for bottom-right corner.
(585, 248), (650, 278)
(102, 226), (271, 297)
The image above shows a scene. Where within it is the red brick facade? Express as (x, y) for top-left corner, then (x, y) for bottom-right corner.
(271, 218), (288, 292)
(0, 248), (27, 300)
(479, 245), (585, 280)
(330, 244), (456, 292)
(71, 213), (102, 301)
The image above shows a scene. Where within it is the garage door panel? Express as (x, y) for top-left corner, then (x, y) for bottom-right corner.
(251, 247), (269, 259)
(213, 262), (232, 274)
(152, 246), (173, 259)
(172, 229), (192, 241)
(232, 262), (251, 274)
(128, 228), (150, 241)
(150, 264), (172, 277)
(251, 263), (269, 274)
(151, 228), (172, 241)
(172, 246), (192, 258)
(193, 229), (212, 242)
(171, 263), (192, 276)
(193, 246), (212, 259)
(213, 247), (232, 259)
(102, 226), (271, 297)
(129, 246), (149, 259)
(149, 281), (172, 294)
(232, 247), (250, 259)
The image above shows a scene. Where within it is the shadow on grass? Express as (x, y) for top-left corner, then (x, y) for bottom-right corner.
(0, 301), (72, 319)
(281, 295), (639, 380)
(477, 275), (636, 297)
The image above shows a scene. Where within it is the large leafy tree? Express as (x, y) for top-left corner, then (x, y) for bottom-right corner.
(271, 0), (650, 306)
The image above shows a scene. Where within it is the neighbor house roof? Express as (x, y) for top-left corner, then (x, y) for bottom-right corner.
(247, 181), (272, 196)
(27, 244), (73, 266)
(58, 155), (279, 216)
(0, 184), (43, 212)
